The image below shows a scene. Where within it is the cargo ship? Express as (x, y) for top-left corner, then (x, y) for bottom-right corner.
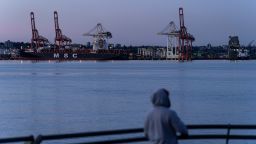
(19, 47), (130, 60)
(22, 11), (131, 61)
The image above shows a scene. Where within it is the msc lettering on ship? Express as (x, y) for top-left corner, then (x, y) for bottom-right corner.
(53, 53), (78, 59)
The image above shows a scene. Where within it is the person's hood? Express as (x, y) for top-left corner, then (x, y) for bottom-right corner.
(151, 88), (170, 108)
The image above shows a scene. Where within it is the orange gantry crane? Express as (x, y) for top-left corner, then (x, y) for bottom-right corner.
(30, 12), (49, 50)
(158, 8), (195, 61)
(54, 11), (72, 48)
(178, 8), (195, 61)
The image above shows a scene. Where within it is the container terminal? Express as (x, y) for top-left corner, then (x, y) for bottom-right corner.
(0, 8), (255, 61)
(19, 11), (130, 61)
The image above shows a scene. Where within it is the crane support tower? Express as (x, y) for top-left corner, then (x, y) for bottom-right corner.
(54, 11), (72, 48)
(30, 12), (49, 50)
(178, 8), (195, 61)
(158, 21), (180, 60)
(83, 23), (112, 51)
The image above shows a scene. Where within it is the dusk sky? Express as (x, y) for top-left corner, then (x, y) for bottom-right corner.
(0, 0), (256, 46)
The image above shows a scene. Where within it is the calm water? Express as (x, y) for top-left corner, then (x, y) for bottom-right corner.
(0, 60), (256, 142)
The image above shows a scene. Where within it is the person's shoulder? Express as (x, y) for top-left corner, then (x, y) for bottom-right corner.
(169, 109), (176, 113)
(169, 109), (178, 117)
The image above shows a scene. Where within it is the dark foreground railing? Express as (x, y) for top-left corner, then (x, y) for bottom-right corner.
(0, 135), (34, 144)
(1, 124), (256, 144)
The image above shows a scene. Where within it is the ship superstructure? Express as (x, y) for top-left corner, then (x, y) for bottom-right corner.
(228, 36), (249, 60)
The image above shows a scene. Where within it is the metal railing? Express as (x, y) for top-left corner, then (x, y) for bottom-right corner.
(1, 124), (256, 144)
(0, 135), (34, 144)
(33, 124), (256, 144)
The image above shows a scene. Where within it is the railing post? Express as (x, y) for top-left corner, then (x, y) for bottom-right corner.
(226, 124), (231, 144)
(23, 135), (34, 144)
(33, 135), (43, 144)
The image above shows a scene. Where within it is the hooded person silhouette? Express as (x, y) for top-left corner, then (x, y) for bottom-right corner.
(144, 88), (188, 144)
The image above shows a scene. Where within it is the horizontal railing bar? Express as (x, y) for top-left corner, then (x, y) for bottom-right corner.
(225, 135), (256, 139)
(68, 135), (256, 144)
(187, 124), (256, 129)
(38, 128), (143, 141)
(184, 135), (256, 140)
(70, 136), (147, 144)
(0, 135), (34, 143)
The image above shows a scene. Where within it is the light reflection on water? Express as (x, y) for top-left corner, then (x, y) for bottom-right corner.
(0, 60), (256, 144)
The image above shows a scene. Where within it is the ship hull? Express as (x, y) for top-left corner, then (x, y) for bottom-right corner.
(19, 51), (130, 60)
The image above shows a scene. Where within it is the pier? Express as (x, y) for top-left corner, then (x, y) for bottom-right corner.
(1, 124), (256, 144)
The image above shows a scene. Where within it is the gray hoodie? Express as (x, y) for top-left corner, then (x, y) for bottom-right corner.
(144, 89), (188, 144)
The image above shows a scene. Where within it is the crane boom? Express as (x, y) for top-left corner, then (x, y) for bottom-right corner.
(54, 11), (72, 48)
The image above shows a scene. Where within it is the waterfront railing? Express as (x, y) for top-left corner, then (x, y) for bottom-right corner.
(0, 135), (34, 144)
(1, 124), (256, 144)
